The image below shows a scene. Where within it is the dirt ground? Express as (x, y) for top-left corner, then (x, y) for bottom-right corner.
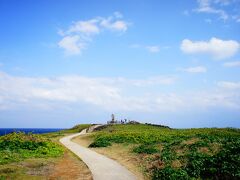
(0, 150), (92, 180)
(48, 151), (92, 180)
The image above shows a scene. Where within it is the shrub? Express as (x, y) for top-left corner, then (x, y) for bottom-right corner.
(185, 138), (240, 179)
(133, 144), (158, 154)
(153, 166), (190, 180)
(185, 152), (209, 177)
(89, 138), (111, 147)
(201, 139), (240, 179)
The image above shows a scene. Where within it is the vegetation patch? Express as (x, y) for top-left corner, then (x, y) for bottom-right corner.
(89, 124), (240, 179)
(0, 132), (64, 164)
(89, 138), (112, 147)
(42, 124), (92, 139)
(133, 144), (159, 154)
(0, 124), (93, 179)
(61, 124), (92, 134)
(153, 166), (189, 180)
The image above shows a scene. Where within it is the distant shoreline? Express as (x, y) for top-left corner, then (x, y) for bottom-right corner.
(0, 128), (65, 136)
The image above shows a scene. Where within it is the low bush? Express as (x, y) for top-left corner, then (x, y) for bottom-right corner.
(133, 144), (158, 154)
(0, 132), (64, 164)
(153, 166), (190, 180)
(89, 138), (111, 147)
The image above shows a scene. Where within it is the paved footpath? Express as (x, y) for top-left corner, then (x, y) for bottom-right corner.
(60, 128), (137, 180)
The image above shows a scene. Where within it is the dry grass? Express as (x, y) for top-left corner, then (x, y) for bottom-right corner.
(0, 150), (92, 180)
(209, 142), (221, 154)
(72, 134), (93, 147)
(198, 147), (210, 154)
(48, 151), (92, 180)
(171, 160), (182, 168)
(181, 138), (200, 145)
(175, 147), (188, 156)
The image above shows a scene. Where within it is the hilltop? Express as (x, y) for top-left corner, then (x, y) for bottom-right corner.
(73, 123), (240, 180)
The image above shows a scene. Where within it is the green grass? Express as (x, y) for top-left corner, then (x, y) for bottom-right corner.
(0, 132), (64, 165)
(42, 124), (92, 139)
(0, 124), (93, 179)
(65, 124), (92, 133)
(89, 124), (240, 180)
(0, 124), (92, 165)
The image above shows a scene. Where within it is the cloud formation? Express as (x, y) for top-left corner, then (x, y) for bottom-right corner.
(58, 12), (129, 55)
(181, 37), (239, 59)
(192, 0), (240, 23)
(217, 81), (240, 90)
(180, 66), (207, 73)
(195, 0), (228, 20)
(130, 44), (163, 53)
(0, 71), (177, 112)
(58, 35), (85, 55)
(146, 46), (160, 53)
(0, 71), (239, 112)
(223, 61), (240, 67)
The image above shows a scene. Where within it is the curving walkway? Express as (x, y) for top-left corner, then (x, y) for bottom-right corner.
(60, 128), (137, 180)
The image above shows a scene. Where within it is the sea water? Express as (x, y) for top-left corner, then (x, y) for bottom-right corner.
(0, 128), (65, 136)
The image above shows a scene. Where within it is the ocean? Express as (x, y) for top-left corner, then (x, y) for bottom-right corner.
(0, 128), (65, 136)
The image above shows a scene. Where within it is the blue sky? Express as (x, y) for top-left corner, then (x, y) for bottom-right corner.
(0, 0), (240, 128)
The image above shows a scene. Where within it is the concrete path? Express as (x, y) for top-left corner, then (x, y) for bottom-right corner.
(60, 128), (137, 180)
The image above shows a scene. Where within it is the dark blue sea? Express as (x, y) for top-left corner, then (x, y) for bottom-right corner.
(0, 128), (65, 136)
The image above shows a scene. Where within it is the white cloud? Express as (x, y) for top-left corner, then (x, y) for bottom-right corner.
(195, 0), (229, 20)
(58, 12), (129, 55)
(180, 66), (207, 73)
(217, 81), (240, 89)
(129, 44), (141, 48)
(1, 71), (240, 112)
(181, 37), (240, 59)
(111, 20), (128, 31)
(223, 61), (240, 67)
(129, 44), (163, 53)
(58, 35), (85, 55)
(0, 71), (177, 112)
(100, 19), (128, 32)
(194, 0), (240, 22)
(214, 0), (232, 6)
(146, 46), (160, 53)
(122, 76), (177, 86)
(190, 90), (240, 109)
(67, 19), (100, 35)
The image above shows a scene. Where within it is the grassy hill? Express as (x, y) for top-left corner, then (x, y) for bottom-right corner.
(0, 124), (92, 179)
(2, 123), (239, 179)
(86, 124), (240, 179)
